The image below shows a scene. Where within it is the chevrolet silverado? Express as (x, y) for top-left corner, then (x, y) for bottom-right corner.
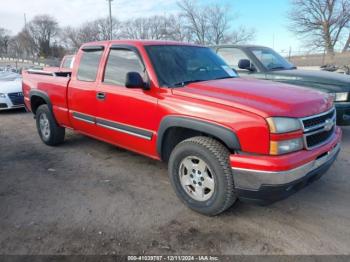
(23, 40), (342, 216)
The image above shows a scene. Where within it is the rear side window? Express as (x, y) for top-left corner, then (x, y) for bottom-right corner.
(103, 49), (145, 86)
(77, 50), (103, 82)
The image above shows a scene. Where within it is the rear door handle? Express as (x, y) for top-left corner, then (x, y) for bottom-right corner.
(96, 92), (106, 100)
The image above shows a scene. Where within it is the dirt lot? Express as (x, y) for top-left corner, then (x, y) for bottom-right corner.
(0, 109), (350, 255)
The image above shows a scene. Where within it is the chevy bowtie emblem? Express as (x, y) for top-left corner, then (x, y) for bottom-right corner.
(324, 119), (334, 131)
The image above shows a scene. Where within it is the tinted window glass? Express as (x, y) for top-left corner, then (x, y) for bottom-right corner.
(251, 48), (294, 70)
(104, 49), (145, 86)
(146, 45), (237, 87)
(77, 50), (103, 82)
(217, 48), (250, 70)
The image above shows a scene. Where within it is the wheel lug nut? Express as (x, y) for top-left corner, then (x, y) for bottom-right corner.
(198, 171), (201, 175)
(193, 181), (197, 184)
(192, 169), (196, 173)
(190, 174), (194, 178)
(201, 177), (205, 181)
(198, 182), (202, 186)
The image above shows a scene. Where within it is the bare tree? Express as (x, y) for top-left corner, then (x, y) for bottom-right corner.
(289, 0), (350, 54)
(178, 0), (255, 45)
(27, 15), (59, 58)
(206, 4), (231, 44)
(121, 17), (153, 39)
(121, 16), (164, 40)
(9, 29), (37, 60)
(178, 0), (208, 44)
(95, 17), (120, 40)
(61, 17), (120, 51)
(164, 15), (193, 42)
(4, 1), (257, 60)
(226, 26), (256, 44)
(61, 22), (101, 52)
(0, 27), (11, 56)
(342, 27), (350, 52)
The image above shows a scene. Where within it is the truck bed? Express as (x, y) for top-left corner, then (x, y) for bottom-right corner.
(22, 69), (71, 126)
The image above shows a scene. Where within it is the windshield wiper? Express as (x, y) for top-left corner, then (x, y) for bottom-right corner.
(214, 76), (235, 80)
(269, 66), (286, 71)
(172, 79), (205, 87)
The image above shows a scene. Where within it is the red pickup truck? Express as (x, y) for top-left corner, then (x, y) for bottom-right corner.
(23, 40), (342, 216)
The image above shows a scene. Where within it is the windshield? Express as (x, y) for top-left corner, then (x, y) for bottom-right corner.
(250, 47), (295, 71)
(145, 45), (238, 87)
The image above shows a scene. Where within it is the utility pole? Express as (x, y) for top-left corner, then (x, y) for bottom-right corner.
(107, 0), (114, 40)
(24, 13), (27, 30)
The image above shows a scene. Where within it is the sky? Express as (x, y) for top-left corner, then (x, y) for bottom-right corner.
(0, 0), (301, 53)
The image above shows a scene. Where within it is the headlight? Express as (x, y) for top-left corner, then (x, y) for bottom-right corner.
(266, 117), (302, 134)
(331, 92), (348, 102)
(0, 93), (6, 98)
(270, 138), (304, 155)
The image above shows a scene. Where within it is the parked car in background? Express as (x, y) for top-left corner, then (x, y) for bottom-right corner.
(43, 55), (76, 74)
(23, 40), (341, 216)
(0, 72), (24, 111)
(212, 45), (350, 126)
(59, 55), (75, 72)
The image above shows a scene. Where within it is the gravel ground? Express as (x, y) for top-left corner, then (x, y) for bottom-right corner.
(0, 109), (350, 255)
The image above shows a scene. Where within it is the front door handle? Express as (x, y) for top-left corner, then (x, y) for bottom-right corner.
(96, 92), (106, 101)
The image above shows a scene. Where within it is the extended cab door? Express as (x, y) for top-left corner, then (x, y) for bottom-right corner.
(67, 45), (105, 134)
(95, 45), (158, 157)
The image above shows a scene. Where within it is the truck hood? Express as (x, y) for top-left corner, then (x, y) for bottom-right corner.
(172, 78), (333, 118)
(267, 69), (350, 93)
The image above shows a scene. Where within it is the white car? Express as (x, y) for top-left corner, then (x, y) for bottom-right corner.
(0, 73), (24, 111)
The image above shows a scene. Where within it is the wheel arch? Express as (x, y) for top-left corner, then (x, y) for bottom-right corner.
(29, 90), (52, 115)
(157, 116), (241, 161)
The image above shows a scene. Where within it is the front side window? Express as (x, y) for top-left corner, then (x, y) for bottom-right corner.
(104, 49), (145, 86)
(217, 48), (250, 70)
(251, 48), (294, 71)
(145, 45), (237, 87)
(77, 50), (103, 82)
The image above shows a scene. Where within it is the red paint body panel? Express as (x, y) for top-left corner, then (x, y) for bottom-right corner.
(22, 40), (341, 171)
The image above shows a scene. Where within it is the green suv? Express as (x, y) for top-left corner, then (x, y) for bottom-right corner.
(212, 45), (350, 126)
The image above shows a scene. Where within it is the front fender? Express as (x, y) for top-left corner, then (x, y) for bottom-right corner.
(157, 116), (241, 157)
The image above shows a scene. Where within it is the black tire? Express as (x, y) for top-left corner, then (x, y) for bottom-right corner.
(168, 136), (237, 216)
(36, 104), (65, 146)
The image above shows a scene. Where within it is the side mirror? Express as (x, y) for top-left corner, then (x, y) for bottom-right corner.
(125, 72), (149, 90)
(238, 59), (254, 71)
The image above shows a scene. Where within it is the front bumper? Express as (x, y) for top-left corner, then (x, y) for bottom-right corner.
(335, 102), (350, 126)
(231, 127), (342, 205)
(0, 94), (25, 111)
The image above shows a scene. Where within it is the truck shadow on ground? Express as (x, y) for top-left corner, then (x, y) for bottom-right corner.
(341, 126), (350, 142)
(0, 108), (27, 115)
(58, 130), (345, 219)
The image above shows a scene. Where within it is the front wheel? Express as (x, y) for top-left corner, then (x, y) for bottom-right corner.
(168, 137), (237, 216)
(36, 104), (65, 146)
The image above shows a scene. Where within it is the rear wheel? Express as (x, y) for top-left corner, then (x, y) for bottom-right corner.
(36, 104), (65, 146)
(168, 136), (237, 216)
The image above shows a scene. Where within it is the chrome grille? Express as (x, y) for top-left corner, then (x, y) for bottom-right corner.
(301, 108), (336, 150)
